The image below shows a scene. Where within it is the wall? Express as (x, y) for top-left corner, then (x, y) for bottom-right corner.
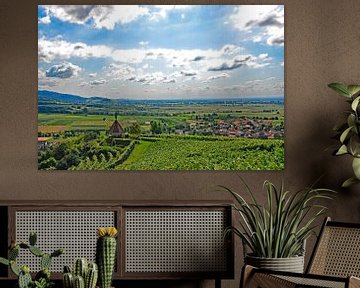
(1, 0), (360, 287)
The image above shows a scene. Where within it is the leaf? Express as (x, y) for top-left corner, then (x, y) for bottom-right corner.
(347, 114), (356, 128)
(328, 83), (351, 97)
(336, 145), (348, 155)
(352, 157), (360, 179)
(342, 177), (360, 188)
(347, 85), (360, 97)
(0, 257), (9, 266)
(340, 126), (353, 143)
(351, 96), (360, 111)
(348, 135), (360, 157)
(333, 122), (348, 132)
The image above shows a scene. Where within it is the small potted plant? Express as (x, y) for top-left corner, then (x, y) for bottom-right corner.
(328, 83), (360, 187)
(222, 179), (334, 272)
(0, 232), (63, 288)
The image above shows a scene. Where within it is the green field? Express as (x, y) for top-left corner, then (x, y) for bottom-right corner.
(38, 99), (284, 170)
(118, 138), (284, 170)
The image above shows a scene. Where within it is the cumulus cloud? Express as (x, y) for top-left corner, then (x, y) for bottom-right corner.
(39, 38), (248, 70)
(89, 72), (97, 77)
(38, 37), (113, 62)
(38, 15), (51, 24)
(206, 73), (230, 81)
(208, 56), (251, 71)
(45, 62), (82, 78)
(139, 41), (149, 48)
(192, 56), (205, 62)
(224, 77), (283, 95)
(230, 5), (284, 46)
(89, 79), (107, 86)
(163, 78), (176, 84)
(107, 63), (135, 79)
(41, 5), (149, 30)
(40, 5), (193, 30)
(221, 44), (242, 56)
(150, 5), (191, 21)
(181, 70), (197, 76)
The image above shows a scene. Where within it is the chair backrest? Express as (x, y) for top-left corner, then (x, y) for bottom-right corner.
(307, 217), (360, 277)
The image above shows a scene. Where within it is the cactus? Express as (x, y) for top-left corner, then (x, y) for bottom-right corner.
(29, 245), (44, 257)
(63, 260), (98, 288)
(29, 232), (37, 246)
(63, 272), (74, 288)
(74, 275), (85, 288)
(41, 253), (52, 270)
(85, 263), (98, 288)
(74, 258), (88, 279)
(9, 246), (19, 260)
(10, 260), (20, 276)
(96, 227), (118, 288)
(18, 270), (32, 288)
(0, 233), (63, 288)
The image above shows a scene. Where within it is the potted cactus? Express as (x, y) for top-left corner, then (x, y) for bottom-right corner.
(62, 258), (98, 288)
(0, 232), (63, 288)
(96, 227), (118, 288)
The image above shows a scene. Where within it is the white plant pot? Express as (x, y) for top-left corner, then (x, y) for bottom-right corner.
(245, 254), (305, 273)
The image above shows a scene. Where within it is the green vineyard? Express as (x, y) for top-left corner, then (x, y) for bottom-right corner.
(38, 133), (284, 171)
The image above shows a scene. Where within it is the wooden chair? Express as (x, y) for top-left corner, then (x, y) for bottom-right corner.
(241, 217), (360, 288)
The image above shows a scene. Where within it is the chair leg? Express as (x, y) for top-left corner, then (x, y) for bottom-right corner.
(240, 265), (255, 288)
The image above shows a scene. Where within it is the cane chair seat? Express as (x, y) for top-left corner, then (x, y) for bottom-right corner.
(241, 218), (360, 288)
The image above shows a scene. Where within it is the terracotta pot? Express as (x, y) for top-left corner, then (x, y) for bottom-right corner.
(245, 254), (304, 273)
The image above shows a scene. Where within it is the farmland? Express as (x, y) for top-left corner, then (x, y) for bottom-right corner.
(38, 91), (284, 170)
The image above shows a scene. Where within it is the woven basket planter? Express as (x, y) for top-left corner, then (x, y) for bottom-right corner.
(245, 254), (305, 273)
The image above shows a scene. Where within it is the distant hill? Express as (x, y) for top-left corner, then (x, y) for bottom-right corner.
(38, 90), (112, 104)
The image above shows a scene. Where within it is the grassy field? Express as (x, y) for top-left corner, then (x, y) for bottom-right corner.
(117, 138), (284, 170)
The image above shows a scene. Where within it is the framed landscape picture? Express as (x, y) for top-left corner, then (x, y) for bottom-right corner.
(38, 5), (284, 170)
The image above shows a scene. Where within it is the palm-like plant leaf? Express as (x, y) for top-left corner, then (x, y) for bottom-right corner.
(223, 179), (335, 258)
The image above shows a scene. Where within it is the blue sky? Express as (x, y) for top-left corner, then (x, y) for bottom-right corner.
(38, 5), (284, 99)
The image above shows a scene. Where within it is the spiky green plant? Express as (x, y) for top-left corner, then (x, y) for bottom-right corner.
(328, 83), (360, 187)
(222, 179), (335, 258)
(0, 232), (63, 288)
(96, 227), (118, 288)
(62, 260), (98, 288)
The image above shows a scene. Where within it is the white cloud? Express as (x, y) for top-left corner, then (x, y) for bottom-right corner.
(107, 63), (135, 79)
(41, 5), (149, 30)
(221, 44), (242, 56)
(92, 6), (149, 29)
(207, 55), (252, 71)
(38, 15), (51, 24)
(181, 70), (197, 76)
(89, 79), (107, 86)
(150, 5), (191, 21)
(206, 73), (230, 81)
(45, 62), (82, 78)
(38, 37), (113, 62)
(224, 77), (283, 95)
(89, 72), (97, 77)
(163, 78), (176, 84)
(230, 5), (284, 46)
(139, 41), (149, 48)
(41, 5), (193, 29)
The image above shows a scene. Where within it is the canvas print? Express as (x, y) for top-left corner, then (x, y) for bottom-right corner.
(38, 5), (284, 170)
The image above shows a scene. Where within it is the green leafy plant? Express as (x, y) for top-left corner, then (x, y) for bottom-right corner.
(0, 232), (63, 288)
(62, 258), (98, 288)
(328, 83), (360, 187)
(222, 179), (334, 258)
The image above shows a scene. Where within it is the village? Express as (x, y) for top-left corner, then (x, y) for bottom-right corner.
(173, 117), (284, 139)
